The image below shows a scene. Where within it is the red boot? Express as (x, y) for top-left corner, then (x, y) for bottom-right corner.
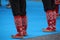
(12, 15), (24, 38)
(52, 10), (56, 31)
(43, 10), (56, 32)
(56, 5), (59, 17)
(21, 16), (27, 36)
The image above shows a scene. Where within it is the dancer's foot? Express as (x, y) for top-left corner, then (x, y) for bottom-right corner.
(42, 27), (56, 32)
(11, 33), (24, 39)
(6, 4), (11, 8)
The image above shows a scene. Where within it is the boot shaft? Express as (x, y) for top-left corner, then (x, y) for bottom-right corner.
(46, 10), (56, 29)
(14, 15), (27, 36)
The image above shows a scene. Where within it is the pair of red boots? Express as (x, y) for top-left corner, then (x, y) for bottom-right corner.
(43, 10), (56, 32)
(43, 5), (59, 32)
(12, 15), (27, 38)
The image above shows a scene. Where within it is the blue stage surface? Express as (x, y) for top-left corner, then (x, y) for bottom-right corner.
(0, 0), (60, 40)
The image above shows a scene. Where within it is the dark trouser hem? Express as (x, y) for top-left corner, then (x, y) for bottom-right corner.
(9, 0), (26, 16)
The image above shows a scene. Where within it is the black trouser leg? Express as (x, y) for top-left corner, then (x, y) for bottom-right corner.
(20, 0), (26, 16)
(9, 0), (26, 16)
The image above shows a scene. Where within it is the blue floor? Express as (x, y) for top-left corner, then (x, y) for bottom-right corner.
(0, 0), (60, 40)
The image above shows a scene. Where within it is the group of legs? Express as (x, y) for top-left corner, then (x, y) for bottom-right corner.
(0, 0), (59, 39)
(7, 0), (60, 38)
(9, 0), (27, 38)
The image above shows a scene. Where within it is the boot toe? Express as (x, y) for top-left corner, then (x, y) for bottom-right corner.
(42, 28), (56, 32)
